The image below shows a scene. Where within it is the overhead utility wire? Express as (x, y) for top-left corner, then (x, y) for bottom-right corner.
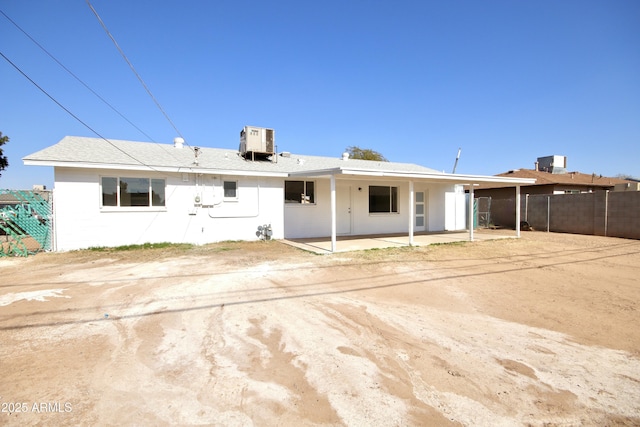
(0, 50), (158, 170)
(3, 49), (179, 237)
(0, 9), (157, 143)
(85, 0), (191, 150)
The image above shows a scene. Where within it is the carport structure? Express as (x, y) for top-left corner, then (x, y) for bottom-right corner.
(288, 167), (536, 253)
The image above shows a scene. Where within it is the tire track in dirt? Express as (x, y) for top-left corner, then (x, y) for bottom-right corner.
(2, 234), (640, 425)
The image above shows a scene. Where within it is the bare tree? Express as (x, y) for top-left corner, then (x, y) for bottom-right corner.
(616, 174), (640, 182)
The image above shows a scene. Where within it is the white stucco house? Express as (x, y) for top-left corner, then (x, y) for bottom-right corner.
(23, 132), (534, 252)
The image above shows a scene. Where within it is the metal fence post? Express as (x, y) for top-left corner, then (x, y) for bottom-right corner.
(604, 190), (609, 237)
(546, 195), (550, 232)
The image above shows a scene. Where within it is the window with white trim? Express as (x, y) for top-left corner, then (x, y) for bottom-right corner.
(223, 181), (238, 199)
(101, 177), (165, 207)
(369, 185), (398, 213)
(285, 180), (315, 204)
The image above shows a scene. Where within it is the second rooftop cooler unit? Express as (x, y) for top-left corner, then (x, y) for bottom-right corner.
(240, 126), (275, 159)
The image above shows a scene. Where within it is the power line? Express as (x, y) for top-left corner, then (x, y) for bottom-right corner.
(85, 0), (190, 150)
(0, 50), (158, 170)
(0, 8), (157, 143)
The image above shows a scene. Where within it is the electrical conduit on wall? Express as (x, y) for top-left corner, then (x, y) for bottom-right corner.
(186, 175), (265, 244)
(204, 176), (260, 219)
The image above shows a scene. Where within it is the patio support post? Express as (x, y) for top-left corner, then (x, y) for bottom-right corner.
(468, 183), (474, 241)
(409, 180), (414, 245)
(515, 184), (521, 238)
(330, 174), (337, 252)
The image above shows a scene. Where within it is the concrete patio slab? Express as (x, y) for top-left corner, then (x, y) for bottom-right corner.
(282, 230), (516, 254)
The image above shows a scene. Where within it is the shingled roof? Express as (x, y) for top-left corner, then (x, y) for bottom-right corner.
(478, 168), (630, 190)
(24, 136), (538, 186)
(23, 136), (441, 176)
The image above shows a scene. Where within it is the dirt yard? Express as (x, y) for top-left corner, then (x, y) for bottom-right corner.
(1, 232), (639, 426)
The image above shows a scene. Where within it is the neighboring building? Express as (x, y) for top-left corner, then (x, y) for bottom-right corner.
(613, 182), (640, 192)
(23, 131), (534, 252)
(474, 155), (632, 199)
(0, 187), (50, 209)
(0, 192), (20, 210)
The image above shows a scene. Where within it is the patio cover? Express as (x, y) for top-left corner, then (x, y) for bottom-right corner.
(289, 166), (536, 252)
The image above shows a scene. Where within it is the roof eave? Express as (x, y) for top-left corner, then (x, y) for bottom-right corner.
(289, 167), (536, 184)
(23, 159), (289, 177)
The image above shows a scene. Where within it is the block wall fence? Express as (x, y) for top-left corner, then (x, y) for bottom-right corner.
(484, 191), (640, 240)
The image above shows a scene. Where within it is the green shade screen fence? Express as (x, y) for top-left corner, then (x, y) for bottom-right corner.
(0, 190), (52, 256)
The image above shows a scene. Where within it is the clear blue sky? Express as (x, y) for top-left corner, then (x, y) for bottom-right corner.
(1, 0), (639, 189)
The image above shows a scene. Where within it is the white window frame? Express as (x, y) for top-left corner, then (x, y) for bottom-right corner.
(100, 176), (167, 211)
(223, 180), (239, 201)
(285, 180), (316, 205)
(368, 185), (399, 214)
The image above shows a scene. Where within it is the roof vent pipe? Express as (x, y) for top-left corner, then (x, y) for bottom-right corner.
(342, 152), (349, 161)
(174, 137), (184, 149)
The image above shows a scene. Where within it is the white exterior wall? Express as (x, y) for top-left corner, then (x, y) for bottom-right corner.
(283, 178), (333, 237)
(284, 178), (458, 238)
(52, 167), (284, 251)
(347, 180), (410, 235)
(52, 167), (463, 249)
(425, 183), (446, 231)
(444, 185), (468, 230)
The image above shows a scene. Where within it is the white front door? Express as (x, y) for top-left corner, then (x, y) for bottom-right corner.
(415, 191), (426, 231)
(337, 185), (352, 235)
